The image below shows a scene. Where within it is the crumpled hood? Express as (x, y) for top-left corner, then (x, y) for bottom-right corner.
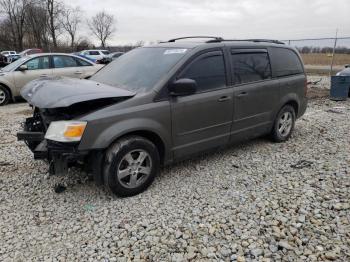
(21, 76), (135, 108)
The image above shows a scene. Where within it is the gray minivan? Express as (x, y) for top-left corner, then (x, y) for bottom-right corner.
(18, 37), (308, 197)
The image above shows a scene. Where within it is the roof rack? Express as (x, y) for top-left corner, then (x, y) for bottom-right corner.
(236, 39), (285, 44)
(166, 36), (224, 43)
(163, 37), (285, 45)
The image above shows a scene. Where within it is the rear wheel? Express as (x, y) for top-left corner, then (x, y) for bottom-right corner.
(0, 85), (10, 106)
(271, 105), (296, 142)
(103, 136), (160, 197)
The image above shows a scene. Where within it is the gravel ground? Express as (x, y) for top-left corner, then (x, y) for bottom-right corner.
(1, 96), (350, 261)
(307, 75), (330, 90)
(307, 75), (331, 99)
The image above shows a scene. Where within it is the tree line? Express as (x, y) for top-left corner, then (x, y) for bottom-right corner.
(297, 46), (350, 54)
(0, 0), (117, 52)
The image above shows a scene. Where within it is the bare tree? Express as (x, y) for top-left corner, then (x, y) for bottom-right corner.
(61, 6), (81, 50)
(44, 0), (63, 49)
(135, 40), (144, 47)
(75, 37), (92, 51)
(88, 11), (116, 48)
(25, 1), (49, 49)
(0, 19), (14, 49)
(0, 0), (30, 50)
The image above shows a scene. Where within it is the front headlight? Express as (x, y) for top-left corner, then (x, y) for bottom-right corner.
(45, 121), (87, 142)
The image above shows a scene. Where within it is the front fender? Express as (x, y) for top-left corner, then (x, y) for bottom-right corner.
(0, 79), (15, 97)
(78, 118), (171, 153)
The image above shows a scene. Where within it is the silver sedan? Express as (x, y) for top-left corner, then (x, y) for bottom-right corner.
(0, 53), (103, 106)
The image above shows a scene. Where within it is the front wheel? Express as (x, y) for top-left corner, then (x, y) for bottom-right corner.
(103, 136), (160, 197)
(0, 85), (10, 106)
(271, 105), (296, 142)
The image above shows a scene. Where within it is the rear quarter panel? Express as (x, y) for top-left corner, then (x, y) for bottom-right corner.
(277, 74), (307, 117)
(84, 65), (104, 78)
(268, 46), (307, 118)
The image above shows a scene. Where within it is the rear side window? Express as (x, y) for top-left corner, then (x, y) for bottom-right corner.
(53, 56), (79, 68)
(76, 57), (92, 66)
(270, 48), (303, 77)
(231, 52), (272, 84)
(180, 52), (226, 92)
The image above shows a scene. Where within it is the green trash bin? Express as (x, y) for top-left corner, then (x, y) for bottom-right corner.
(330, 76), (350, 101)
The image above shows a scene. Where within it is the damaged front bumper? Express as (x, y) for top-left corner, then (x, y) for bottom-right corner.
(17, 115), (104, 184)
(17, 129), (87, 175)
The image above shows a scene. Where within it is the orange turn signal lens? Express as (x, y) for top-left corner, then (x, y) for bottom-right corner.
(63, 124), (86, 138)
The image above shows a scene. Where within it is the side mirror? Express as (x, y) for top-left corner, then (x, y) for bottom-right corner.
(345, 64), (349, 68)
(18, 65), (28, 71)
(169, 78), (197, 96)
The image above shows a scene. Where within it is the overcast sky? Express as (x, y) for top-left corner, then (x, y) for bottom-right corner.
(65, 0), (350, 45)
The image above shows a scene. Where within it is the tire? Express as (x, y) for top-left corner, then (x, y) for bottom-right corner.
(271, 105), (296, 142)
(103, 136), (160, 197)
(0, 85), (10, 106)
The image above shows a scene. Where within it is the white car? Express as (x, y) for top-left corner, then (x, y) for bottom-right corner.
(1, 51), (17, 56)
(1, 51), (20, 64)
(0, 53), (103, 106)
(80, 50), (111, 62)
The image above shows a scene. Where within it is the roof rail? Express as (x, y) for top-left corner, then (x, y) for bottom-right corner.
(166, 36), (224, 43)
(243, 39), (285, 44)
(223, 39), (285, 44)
(162, 37), (285, 45)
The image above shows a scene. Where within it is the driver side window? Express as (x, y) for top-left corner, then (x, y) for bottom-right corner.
(180, 52), (227, 93)
(24, 56), (50, 70)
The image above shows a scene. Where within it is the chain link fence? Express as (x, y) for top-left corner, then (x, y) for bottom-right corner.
(281, 36), (350, 75)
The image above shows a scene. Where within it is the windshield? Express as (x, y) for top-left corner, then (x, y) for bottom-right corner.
(0, 57), (29, 72)
(102, 51), (110, 55)
(91, 47), (188, 92)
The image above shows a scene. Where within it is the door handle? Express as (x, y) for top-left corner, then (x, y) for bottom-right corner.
(217, 96), (231, 102)
(40, 74), (48, 77)
(236, 92), (248, 98)
(74, 71), (83, 74)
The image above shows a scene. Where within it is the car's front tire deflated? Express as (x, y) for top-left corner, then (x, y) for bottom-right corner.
(103, 136), (160, 197)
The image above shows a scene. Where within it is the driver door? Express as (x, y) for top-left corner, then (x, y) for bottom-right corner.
(13, 56), (52, 90)
(170, 50), (234, 159)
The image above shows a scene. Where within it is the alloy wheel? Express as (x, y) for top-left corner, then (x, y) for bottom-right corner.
(0, 89), (6, 104)
(278, 111), (293, 137)
(117, 149), (152, 189)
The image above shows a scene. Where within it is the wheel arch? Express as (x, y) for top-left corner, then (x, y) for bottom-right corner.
(115, 130), (166, 166)
(277, 94), (300, 118)
(284, 100), (299, 116)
